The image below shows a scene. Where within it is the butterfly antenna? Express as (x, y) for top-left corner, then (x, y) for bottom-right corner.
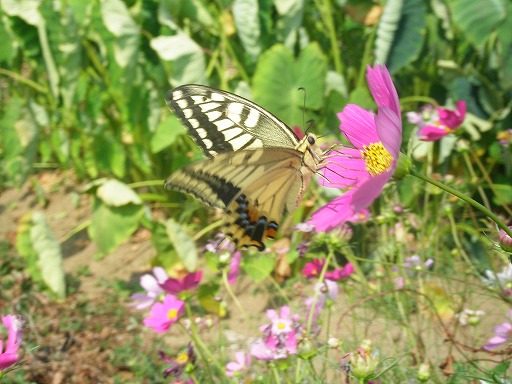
(297, 87), (308, 132)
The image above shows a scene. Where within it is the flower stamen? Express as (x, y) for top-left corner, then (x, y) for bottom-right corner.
(361, 142), (393, 176)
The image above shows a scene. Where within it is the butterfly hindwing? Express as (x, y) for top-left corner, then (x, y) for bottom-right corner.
(165, 148), (308, 250)
(167, 85), (300, 157)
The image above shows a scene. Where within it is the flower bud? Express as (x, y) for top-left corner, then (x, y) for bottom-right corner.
(499, 227), (512, 252)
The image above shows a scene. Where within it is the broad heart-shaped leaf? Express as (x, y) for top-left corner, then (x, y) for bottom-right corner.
(448, 0), (506, 48)
(88, 197), (143, 254)
(150, 34), (206, 85)
(165, 219), (198, 272)
(385, 0), (426, 73)
(242, 253), (275, 283)
(252, 43), (327, 126)
(233, 0), (261, 60)
(100, 0), (140, 68)
(30, 212), (66, 299)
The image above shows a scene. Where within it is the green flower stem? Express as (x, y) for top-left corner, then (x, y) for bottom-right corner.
(409, 168), (512, 239)
(221, 269), (251, 326)
(295, 249), (333, 382)
(399, 96), (439, 107)
(183, 302), (226, 378)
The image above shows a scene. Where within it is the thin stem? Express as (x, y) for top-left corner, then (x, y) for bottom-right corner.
(221, 268), (251, 325)
(409, 168), (512, 239)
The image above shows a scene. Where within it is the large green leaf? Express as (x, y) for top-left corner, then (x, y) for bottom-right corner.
(150, 34), (206, 85)
(242, 253), (275, 283)
(100, 0), (140, 68)
(497, 9), (512, 91)
(233, 0), (261, 60)
(252, 43), (327, 126)
(0, 98), (40, 186)
(30, 212), (66, 299)
(151, 114), (186, 154)
(385, 0), (426, 73)
(374, 0), (403, 66)
(448, 0), (506, 48)
(165, 219), (198, 272)
(16, 212), (66, 299)
(88, 198), (144, 254)
(96, 179), (142, 206)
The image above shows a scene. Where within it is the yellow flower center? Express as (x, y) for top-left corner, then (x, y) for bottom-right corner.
(167, 309), (178, 320)
(361, 142), (393, 176)
(277, 322), (286, 330)
(176, 352), (189, 364)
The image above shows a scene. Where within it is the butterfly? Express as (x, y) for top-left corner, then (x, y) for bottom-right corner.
(164, 84), (325, 251)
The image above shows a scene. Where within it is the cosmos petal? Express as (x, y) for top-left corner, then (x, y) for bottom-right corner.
(309, 191), (357, 232)
(337, 105), (379, 149)
(351, 172), (391, 212)
(366, 65), (401, 117)
(376, 106), (402, 160)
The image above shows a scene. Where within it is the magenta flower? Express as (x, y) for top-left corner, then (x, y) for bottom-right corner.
(484, 309), (512, 350)
(408, 100), (466, 141)
(143, 294), (185, 333)
(310, 65), (402, 231)
(226, 351), (251, 377)
(302, 258), (324, 278)
(130, 266), (168, 309)
(325, 263), (354, 281)
(302, 258), (354, 281)
(159, 343), (196, 378)
(0, 315), (23, 371)
(159, 271), (202, 295)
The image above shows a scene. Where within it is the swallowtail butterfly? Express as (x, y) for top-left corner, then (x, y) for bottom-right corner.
(164, 85), (325, 251)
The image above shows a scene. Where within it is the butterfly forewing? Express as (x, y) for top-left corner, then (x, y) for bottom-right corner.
(167, 85), (300, 157)
(165, 84), (325, 250)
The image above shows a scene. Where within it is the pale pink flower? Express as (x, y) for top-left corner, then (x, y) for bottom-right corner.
(409, 100), (466, 141)
(310, 65), (402, 231)
(130, 267), (168, 309)
(484, 309), (512, 350)
(226, 351), (251, 377)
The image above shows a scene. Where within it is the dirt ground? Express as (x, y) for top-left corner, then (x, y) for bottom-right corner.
(1, 171), (510, 383)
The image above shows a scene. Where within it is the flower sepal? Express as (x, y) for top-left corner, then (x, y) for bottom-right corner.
(392, 153), (412, 180)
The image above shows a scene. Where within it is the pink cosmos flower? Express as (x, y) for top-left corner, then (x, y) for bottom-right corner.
(408, 100), (466, 141)
(302, 258), (354, 281)
(483, 309), (512, 350)
(0, 315), (23, 371)
(159, 271), (202, 295)
(130, 266), (168, 309)
(143, 294), (185, 333)
(226, 351), (251, 377)
(251, 306), (300, 360)
(302, 258), (324, 278)
(310, 65), (402, 231)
